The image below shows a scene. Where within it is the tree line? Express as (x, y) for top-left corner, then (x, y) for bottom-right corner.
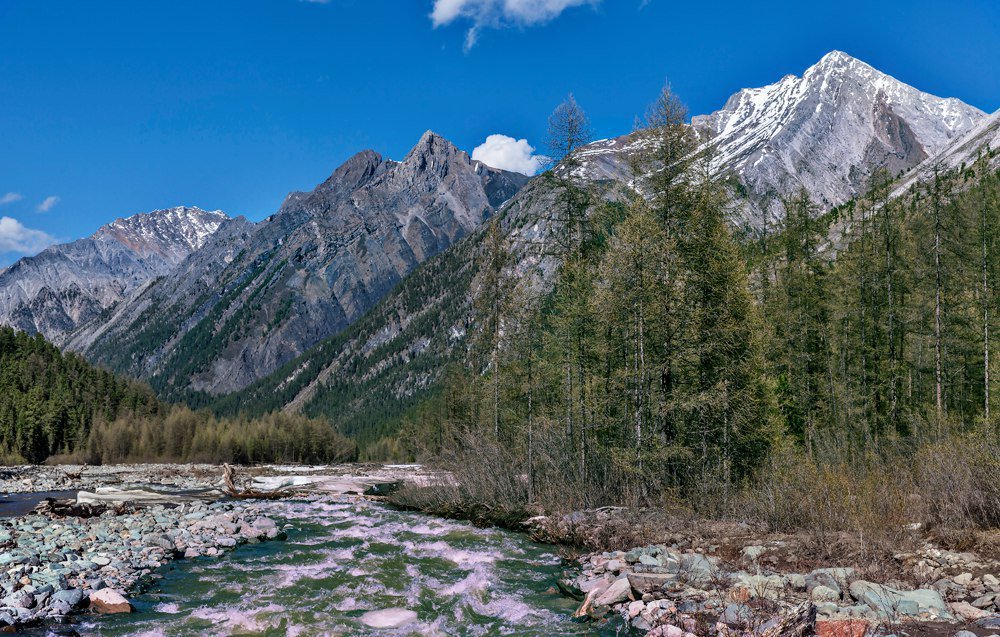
(0, 326), (356, 465)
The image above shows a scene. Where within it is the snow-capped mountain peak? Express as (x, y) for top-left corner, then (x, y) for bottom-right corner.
(0, 205), (230, 345)
(95, 206), (228, 262)
(691, 50), (986, 227)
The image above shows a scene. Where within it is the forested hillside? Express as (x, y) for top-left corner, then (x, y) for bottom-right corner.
(0, 326), (356, 465)
(393, 89), (1000, 537)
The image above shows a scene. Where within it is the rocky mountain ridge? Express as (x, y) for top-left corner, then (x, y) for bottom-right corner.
(213, 52), (996, 444)
(3, 51), (993, 443)
(0, 207), (227, 345)
(575, 51), (985, 229)
(73, 131), (529, 398)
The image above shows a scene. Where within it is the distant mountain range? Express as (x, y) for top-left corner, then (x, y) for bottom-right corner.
(0, 207), (226, 345)
(69, 132), (527, 399)
(1, 51), (997, 440)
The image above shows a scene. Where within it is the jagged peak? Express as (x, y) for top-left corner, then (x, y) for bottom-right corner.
(817, 50), (859, 66)
(406, 130), (464, 160)
(320, 149), (385, 187)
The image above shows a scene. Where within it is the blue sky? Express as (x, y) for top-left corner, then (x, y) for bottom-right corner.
(1, 0), (998, 265)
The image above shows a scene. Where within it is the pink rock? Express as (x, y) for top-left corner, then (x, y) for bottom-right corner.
(89, 589), (132, 614)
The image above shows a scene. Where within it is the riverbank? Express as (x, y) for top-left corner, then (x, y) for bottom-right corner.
(389, 485), (1000, 637)
(11, 463), (1000, 636)
(0, 464), (299, 630)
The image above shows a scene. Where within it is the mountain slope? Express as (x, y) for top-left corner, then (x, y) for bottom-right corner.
(75, 132), (529, 398)
(690, 51), (984, 227)
(0, 207), (227, 345)
(212, 156), (630, 447)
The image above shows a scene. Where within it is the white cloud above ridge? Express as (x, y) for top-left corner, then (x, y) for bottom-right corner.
(37, 196), (60, 213)
(0, 216), (57, 255)
(432, 0), (600, 50)
(0, 193), (23, 205)
(472, 134), (546, 175)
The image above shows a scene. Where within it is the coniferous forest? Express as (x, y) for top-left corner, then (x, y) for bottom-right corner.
(395, 89), (1000, 539)
(0, 326), (357, 465)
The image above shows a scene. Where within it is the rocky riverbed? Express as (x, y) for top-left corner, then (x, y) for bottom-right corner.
(560, 541), (1000, 637)
(0, 469), (286, 630)
(0, 463), (432, 632)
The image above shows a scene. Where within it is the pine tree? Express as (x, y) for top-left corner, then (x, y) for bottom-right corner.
(772, 190), (830, 451)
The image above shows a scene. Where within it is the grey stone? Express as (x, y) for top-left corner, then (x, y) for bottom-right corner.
(719, 603), (753, 626)
(742, 546), (767, 561)
(811, 585), (841, 602)
(849, 580), (948, 619)
(52, 588), (85, 608)
(679, 553), (714, 582)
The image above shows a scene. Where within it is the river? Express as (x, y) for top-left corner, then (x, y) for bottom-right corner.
(64, 496), (626, 636)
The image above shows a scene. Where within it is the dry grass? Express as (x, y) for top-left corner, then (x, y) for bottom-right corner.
(392, 426), (1000, 574)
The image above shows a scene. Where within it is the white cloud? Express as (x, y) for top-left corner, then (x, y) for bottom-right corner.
(472, 134), (546, 175)
(0, 216), (57, 255)
(36, 196), (60, 213)
(0, 192), (23, 205)
(431, 0), (600, 50)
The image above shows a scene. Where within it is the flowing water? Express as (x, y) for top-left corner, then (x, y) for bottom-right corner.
(68, 496), (625, 636)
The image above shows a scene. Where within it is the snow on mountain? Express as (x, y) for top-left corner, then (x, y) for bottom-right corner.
(0, 206), (228, 344)
(566, 52), (985, 229)
(95, 206), (227, 262)
(694, 51), (985, 226)
(902, 109), (1000, 190)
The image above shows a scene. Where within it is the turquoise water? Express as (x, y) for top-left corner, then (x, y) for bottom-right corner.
(69, 497), (624, 636)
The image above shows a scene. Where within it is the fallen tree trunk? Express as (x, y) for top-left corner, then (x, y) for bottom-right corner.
(222, 464), (295, 500)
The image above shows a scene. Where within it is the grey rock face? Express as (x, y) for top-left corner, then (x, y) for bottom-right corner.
(0, 207), (227, 345)
(690, 51), (985, 227)
(895, 108), (1000, 195)
(77, 131), (529, 396)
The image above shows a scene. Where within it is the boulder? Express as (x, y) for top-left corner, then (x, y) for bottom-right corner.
(679, 553), (714, 584)
(975, 616), (1000, 630)
(51, 588), (85, 608)
(812, 585), (841, 603)
(719, 603), (752, 627)
(948, 602), (990, 621)
(953, 573), (974, 587)
(628, 572), (676, 594)
(807, 568), (854, 595)
(594, 577), (633, 607)
(647, 625), (689, 637)
(973, 593), (998, 608)
(849, 580), (948, 620)
(742, 546), (767, 562)
(89, 588), (132, 614)
(815, 619), (870, 637)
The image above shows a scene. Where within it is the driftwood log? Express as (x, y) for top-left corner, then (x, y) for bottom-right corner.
(63, 463), (87, 481)
(33, 497), (133, 518)
(222, 464), (294, 500)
